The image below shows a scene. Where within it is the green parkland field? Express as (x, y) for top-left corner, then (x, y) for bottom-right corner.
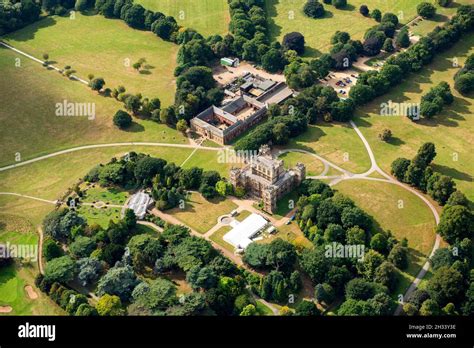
(136, 0), (230, 37)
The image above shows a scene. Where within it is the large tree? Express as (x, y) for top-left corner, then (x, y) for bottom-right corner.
(417, 2), (436, 19)
(96, 265), (139, 301)
(303, 0), (325, 18)
(282, 32), (305, 55)
(44, 256), (76, 283)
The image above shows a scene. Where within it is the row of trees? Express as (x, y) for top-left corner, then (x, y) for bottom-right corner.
(0, 0), (41, 35)
(227, 0), (286, 72)
(41, 0), (76, 15)
(350, 5), (474, 106)
(94, 0), (179, 40)
(391, 142), (460, 205)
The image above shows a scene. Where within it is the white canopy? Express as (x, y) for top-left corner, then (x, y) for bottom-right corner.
(223, 213), (268, 250)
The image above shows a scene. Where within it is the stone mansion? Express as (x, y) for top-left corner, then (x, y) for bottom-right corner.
(230, 145), (306, 214)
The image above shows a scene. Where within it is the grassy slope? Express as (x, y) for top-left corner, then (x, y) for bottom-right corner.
(284, 122), (371, 173)
(0, 146), (234, 200)
(355, 35), (474, 200)
(0, 146), (193, 200)
(136, 0), (230, 37)
(0, 47), (188, 167)
(3, 13), (178, 105)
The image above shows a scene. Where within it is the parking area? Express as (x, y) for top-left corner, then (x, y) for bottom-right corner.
(319, 70), (360, 97)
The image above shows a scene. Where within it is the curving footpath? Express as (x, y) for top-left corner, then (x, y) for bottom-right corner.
(286, 120), (441, 314)
(0, 142), (222, 173)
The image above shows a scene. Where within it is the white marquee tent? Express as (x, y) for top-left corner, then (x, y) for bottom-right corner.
(223, 213), (268, 250)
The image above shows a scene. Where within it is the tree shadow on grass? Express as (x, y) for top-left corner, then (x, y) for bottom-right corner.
(124, 122), (145, 133)
(322, 10), (334, 19)
(418, 96), (470, 127)
(3, 17), (57, 42)
(431, 164), (472, 183)
(303, 46), (322, 58)
(337, 4), (356, 12)
(431, 13), (449, 23)
(265, 0), (282, 40)
(287, 125), (328, 152)
(386, 136), (405, 146)
(0, 263), (16, 287)
(139, 70), (152, 75)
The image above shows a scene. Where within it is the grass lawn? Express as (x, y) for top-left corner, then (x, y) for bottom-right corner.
(333, 180), (436, 275)
(284, 122), (371, 173)
(81, 185), (129, 205)
(0, 263), (63, 315)
(77, 205), (122, 228)
(279, 151), (325, 176)
(235, 210), (252, 222)
(3, 13), (178, 105)
(266, 0), (433, 58)
(354, 35), (474, 200)
(410, 1), (472, 37)
(180, 149), (234, 178)
(273, 190), (299, 219)
(134, 223), (160, 236)
(0, 47), (188, 167)
(0, 146), (196, 201)
(167, 193), (237, 234)
(258, 222), (313, 251)
(256, 300), (274, 316)
(209, 225), (234, 252)
(136, 0), (230, 37)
